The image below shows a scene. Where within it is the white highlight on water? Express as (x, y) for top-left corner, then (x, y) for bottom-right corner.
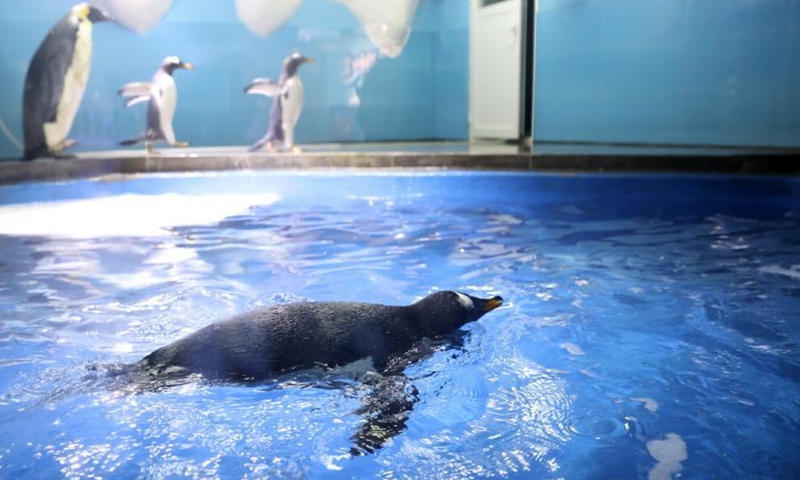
(0, 193), (280, 238)
(759, 264), (800, 280)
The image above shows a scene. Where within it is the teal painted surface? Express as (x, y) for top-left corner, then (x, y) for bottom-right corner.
(534, 0), (800, 147)
(0, 0), (469, 159)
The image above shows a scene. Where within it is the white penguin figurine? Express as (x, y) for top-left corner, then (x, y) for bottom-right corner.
(118, 56), (193, 153)
(245, 53), (314, 153)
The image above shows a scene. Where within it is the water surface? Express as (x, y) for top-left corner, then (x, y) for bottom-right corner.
(1, 171), (799, 479)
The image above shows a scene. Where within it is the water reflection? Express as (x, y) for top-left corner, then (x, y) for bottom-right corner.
(236, 0), (419, 57)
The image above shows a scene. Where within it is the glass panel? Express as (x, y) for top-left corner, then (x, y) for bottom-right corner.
(532, 0), (800, 153)
(0, 0), (504, 162)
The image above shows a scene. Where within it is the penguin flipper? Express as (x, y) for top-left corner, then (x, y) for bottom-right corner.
(347, 331), (471, 455)
(244, 78), (283, 97)
(119, 82), (153, 108)
(350, 372), (419, 456)
(119, 82), (152, 98)
(124, 96), (150, 108)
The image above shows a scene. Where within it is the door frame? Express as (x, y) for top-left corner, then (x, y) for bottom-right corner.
(468, 0), (531, 141)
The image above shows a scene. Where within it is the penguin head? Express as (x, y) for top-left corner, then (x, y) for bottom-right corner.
(283, 53), (315, 78)
(160, 56), (195, 75)
(412, 291), (503, 335)
(72, 3), (112, 24)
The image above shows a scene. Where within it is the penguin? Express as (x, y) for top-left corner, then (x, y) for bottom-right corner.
(134, 290), (503, 383)
(245, 53), (314, 153)
(90, 291), (501, 454)
(130, 290), (502, 453)
(118, 56), (194, 153)
(22, 3), (112, 161)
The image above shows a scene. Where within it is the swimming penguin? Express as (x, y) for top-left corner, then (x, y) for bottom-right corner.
(128, 290), (502, 453)
(22, 3), (112, 161)
(118, 56), (194, 153)
(245, 53), (314, 153)
(134, 290), (503, 383)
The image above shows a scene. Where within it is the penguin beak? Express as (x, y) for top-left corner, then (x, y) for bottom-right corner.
(302, 57), (316, 64)
(181, 62), (195, 70)
(482, 296), (504, 312)
(88, 7), (112, 23)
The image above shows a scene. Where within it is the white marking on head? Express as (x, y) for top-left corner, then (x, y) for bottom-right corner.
(162, 55), (182, 67)
(455, 292), (474, 309)
(72, 3), (90, 15)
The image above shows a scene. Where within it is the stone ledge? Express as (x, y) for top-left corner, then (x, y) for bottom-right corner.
(1, 151), (799, 186)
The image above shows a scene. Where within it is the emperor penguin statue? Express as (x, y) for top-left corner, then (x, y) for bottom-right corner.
(245, 53), (314, 153)
(22, 3), (112, 161)
(118, 56), (194, 153)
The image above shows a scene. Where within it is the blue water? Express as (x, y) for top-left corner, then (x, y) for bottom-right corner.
(1, 171), (799, 479)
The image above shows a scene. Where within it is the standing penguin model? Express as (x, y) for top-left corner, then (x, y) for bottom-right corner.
(118, 56), (194, 153)
(245, 53), (314, 153)
(22, 3), (112, 161)
(127, 290), (503, 453)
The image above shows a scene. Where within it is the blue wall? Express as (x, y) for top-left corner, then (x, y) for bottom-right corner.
(0, 0), (469, 159)
(534, 0), (800, 148)
(434, 1), (469, 139)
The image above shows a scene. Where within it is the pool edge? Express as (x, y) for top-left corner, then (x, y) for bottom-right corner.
(1, 151), (799, 185)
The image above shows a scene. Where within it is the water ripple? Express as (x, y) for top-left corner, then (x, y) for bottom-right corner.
(1, 173), (800, 479)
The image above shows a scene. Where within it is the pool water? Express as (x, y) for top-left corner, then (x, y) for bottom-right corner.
(0, 171), (799, 479)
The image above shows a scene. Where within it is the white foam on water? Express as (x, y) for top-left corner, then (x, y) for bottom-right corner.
(647, 433), (687, 480)
(759, 264), (800, 280)
(560, 342), (586, 356)
(630, 397), (659, 413)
